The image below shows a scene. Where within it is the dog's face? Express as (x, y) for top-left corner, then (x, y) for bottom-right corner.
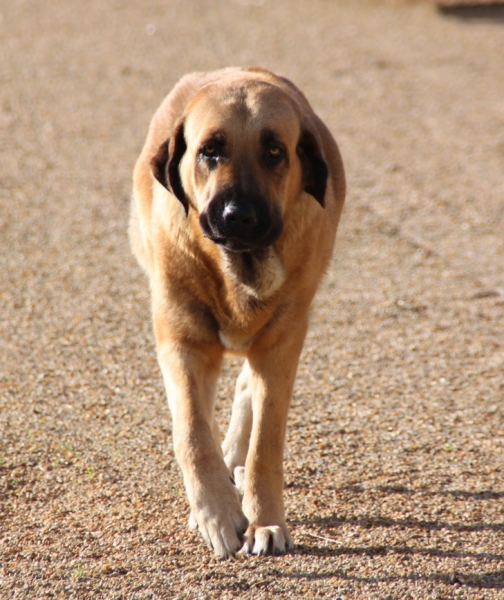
(152, 80), (328, 253)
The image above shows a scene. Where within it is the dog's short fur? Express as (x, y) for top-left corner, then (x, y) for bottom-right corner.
(130, 67), (345, 557)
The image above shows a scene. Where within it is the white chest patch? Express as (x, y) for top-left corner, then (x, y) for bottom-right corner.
(218, 330), (252, 352)
(220, 247), (285, 301)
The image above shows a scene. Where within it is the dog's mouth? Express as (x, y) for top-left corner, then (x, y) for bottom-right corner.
(201, 227), (283, 253)
(199, 194), (283, 253)
(207, 237), (260, 253)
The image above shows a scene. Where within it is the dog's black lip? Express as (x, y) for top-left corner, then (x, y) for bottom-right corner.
(202, 233), (264, 253)
(203, 223), (283, 253)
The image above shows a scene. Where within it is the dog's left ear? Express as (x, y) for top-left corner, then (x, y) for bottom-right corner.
(297, 128), (328, 207)
(151, 121), (188, 215)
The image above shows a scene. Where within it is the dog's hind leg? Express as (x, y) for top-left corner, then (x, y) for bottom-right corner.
(222, 360), (253, 495)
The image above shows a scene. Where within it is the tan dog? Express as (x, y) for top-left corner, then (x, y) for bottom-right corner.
(130, 67), (345, 557)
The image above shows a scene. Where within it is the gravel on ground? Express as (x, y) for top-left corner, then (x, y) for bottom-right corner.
(1, 1), (503, 598)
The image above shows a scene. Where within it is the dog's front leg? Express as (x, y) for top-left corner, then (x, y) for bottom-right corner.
(241, 319), (309, 555)
(156, 340), (248, 557)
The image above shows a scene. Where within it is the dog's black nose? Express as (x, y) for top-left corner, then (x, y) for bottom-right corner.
(222, 200), (257, 229)
(200, 191), (283, 251)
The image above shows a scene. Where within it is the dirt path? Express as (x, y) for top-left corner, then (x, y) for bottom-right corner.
(1, 1), (503, 598)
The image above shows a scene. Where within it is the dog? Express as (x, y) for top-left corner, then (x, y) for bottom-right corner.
(129, 67), (345, 557)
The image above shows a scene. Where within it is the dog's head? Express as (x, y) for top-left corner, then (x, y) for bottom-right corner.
(151, 79), (328, 253)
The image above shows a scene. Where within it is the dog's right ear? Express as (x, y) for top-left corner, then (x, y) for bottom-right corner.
(151, 122), (188, 215)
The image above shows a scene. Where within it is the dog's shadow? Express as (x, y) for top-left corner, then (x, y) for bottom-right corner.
(438, 4), (504, 22)
(288, 485), (504, 591)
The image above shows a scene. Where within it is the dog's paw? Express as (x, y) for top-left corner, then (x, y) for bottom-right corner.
(188, 485), (243, 530)
(241, 524), (293, 556)
(189, 495), (248, 558)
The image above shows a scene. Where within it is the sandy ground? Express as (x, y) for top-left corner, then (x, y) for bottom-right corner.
(1, 0), (503, 598)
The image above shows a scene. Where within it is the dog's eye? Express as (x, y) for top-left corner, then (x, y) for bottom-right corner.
(201, 143), (217, 157)
(268, 146), (283, 158)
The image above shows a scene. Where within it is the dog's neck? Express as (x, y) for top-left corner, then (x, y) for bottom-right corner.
(219, 247), (285, 301)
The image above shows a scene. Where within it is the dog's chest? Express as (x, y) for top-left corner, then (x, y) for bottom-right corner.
(218, 329), (253, 353)
(220, 247), (285, 301)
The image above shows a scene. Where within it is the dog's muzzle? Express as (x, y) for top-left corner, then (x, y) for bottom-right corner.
(199, 190), (283, 252)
